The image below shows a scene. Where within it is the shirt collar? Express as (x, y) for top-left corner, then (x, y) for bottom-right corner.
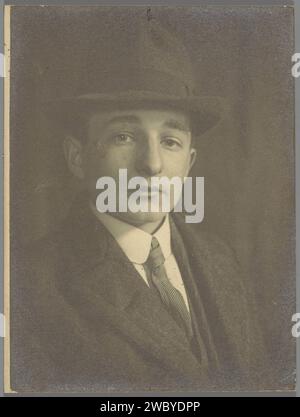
(90, 204), (171, 264)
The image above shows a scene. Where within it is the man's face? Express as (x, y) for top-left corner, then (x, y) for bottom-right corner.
(65, 108), (196, 227)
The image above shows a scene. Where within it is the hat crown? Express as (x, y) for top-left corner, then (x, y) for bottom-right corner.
(79, 18), (196, 98)
(38, 13), (197, 100)
(38, 9), (223, 136)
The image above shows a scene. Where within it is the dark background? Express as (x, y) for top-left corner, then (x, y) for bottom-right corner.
(9, 5), (295, 388)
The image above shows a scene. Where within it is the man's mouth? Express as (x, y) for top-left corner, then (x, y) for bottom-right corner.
(138, 186), (162, 195)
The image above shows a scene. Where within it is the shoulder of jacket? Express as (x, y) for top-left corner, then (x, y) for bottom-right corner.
(171, 212), (240, 273)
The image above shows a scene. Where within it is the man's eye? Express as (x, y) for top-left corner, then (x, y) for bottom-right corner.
(113, 133), (134, 145)
(161, 137), (182, 149)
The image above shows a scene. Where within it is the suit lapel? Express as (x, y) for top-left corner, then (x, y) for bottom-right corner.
(170, 218), (220, 369)
(171, 213), (250, 374)
(59, 198), (208, 381)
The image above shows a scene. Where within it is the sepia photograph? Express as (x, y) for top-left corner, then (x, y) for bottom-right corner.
(4, 4), (296, 393)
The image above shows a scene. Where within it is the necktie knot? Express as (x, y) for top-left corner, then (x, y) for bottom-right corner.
(147, 236), (165, 271)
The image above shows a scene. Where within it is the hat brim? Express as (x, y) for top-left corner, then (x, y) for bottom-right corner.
(43, 91), (227, 137)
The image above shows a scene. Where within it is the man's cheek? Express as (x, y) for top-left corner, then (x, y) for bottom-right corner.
(165, 158), (190, 178)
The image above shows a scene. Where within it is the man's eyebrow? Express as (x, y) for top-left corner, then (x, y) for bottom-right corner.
(162, 118), (190, 132)
(99, 114), (191, 131)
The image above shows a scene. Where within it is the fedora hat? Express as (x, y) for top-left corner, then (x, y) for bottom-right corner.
(42, 14), (225, 135)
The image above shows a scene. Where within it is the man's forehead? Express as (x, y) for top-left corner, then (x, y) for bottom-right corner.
(88, 108), (191, 131)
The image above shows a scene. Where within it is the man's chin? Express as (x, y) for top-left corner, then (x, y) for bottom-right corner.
(112, 211), (168, 227)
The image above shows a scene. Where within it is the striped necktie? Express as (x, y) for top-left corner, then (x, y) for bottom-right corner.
(144, 236), (193, 341)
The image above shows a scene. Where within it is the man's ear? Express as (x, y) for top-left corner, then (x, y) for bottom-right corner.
(63, 135), (85, 179)
(188, 147), (197, 173)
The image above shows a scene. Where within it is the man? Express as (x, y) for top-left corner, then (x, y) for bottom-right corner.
(10, 18), (268, 393)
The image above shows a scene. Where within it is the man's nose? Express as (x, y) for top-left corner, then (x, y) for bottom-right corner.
(135, 136), (163, 177)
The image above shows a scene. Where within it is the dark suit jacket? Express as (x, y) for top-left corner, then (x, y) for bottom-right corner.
(10, 194), (270, 393)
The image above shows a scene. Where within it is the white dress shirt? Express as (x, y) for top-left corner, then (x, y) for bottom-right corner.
(90, 207), (190, 313)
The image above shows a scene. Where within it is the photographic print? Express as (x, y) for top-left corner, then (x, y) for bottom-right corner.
(3, 4), (296, 393)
